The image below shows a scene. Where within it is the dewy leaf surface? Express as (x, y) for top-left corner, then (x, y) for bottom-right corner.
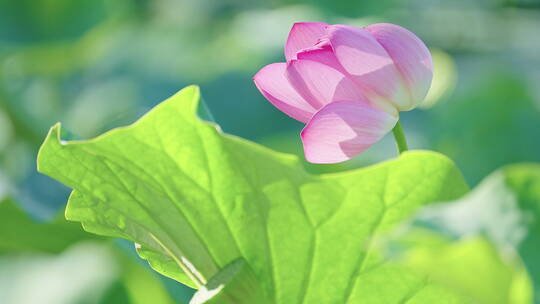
(37, 85), (470, 303)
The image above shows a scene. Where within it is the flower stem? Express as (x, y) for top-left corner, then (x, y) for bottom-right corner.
(392, 121), (408, 155)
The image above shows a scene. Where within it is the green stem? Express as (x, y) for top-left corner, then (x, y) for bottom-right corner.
(392, 121), (408, 155)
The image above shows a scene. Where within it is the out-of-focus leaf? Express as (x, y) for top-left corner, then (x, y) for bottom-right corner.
(428, 71), (540, 184)
(116, 248), (178, 304)
(390, 231), (532, 304)
(0, 197), (180, 303)
(37, 85), (472, 303)
(277, 0), (399, 17)
(401, 164), (540, 303)
(0, 197), (97, 253)
(0, 242), (120, 304)
(0, 0), (109, 42)
(504, 164), (540, 301)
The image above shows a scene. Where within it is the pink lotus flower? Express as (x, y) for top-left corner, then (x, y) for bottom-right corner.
(253, 22), (432, 163)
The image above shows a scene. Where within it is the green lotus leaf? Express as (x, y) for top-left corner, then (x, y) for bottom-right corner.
(37, 85), (471, 303)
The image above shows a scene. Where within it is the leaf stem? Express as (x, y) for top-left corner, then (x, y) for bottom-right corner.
(392, 121), (408, 155)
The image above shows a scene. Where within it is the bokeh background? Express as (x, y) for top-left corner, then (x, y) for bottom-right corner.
(1, 0), (539, 303)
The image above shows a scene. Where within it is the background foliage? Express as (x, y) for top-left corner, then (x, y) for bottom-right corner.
(1, 0), (539, 303)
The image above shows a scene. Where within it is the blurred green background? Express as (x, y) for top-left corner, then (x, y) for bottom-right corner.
(0, 0), (539, 303)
